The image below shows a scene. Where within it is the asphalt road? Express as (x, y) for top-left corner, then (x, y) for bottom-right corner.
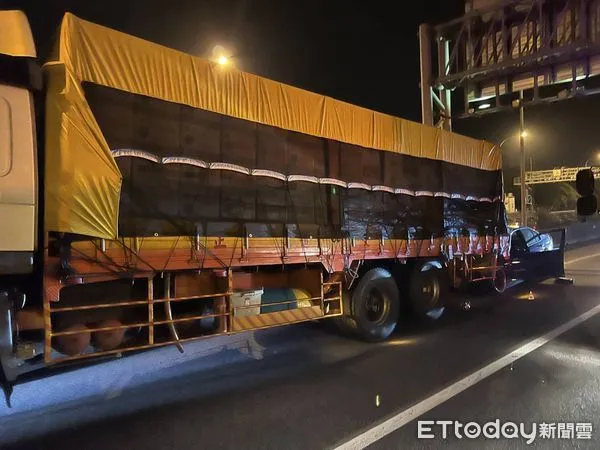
(3, 242), (600, 449)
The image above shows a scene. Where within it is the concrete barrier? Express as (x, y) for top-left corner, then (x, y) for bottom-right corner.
(564, 218), (600, 246)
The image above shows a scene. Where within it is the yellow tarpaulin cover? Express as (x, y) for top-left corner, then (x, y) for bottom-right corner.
(45, 13), (501, 239)
(0, 10), (36, 57)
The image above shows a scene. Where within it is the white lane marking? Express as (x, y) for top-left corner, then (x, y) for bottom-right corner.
(565, 251), (600, 266)
(333, 303), (600, 450)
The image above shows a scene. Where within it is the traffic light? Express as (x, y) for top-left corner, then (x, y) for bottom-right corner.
(576, 168), (597, 216)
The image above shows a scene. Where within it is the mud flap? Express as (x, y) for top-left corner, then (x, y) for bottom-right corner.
(0, 291), (14, 407)
(0, 364), (12, 408)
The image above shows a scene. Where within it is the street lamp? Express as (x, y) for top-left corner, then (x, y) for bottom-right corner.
(210, 44), (236, 68)
(498, 93), (528, 226)
(499, 130), (528, 148)
(584, 151), (600, 167)
(500, 130), (534, 172)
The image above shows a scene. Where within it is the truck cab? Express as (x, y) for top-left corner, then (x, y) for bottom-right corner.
(0, 10), (41, 403)
(0, 10), (38, 275)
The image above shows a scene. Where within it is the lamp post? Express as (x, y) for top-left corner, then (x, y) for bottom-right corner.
(584, 151), (600, 167)
(498, 95), (528, 226)
(518, 91), (527, 227)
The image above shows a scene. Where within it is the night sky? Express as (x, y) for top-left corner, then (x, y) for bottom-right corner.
(5, 0), (600, 182)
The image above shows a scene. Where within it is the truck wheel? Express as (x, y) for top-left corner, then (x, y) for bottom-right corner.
(349, 268), (400, 342)
(331, 289), (359, 334)
(409, 261), (447, 320)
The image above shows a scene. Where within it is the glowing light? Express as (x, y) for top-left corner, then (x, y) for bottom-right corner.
(517, 290), (541, 301)
(478, 103), (491, 110)
(386, 338), (418, 346)
(211, 45), (235, 67)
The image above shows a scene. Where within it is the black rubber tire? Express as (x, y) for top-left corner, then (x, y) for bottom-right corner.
(409, 262), (448, 320)
(332, 289), (357, 334)
(349, 267), (400, 342)
(332, 314), (359, 335)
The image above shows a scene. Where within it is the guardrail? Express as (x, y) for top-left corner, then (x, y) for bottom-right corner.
(564, 219), (600, 246)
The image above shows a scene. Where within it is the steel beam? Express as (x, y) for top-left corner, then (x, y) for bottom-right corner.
(419, 23), (434, 126)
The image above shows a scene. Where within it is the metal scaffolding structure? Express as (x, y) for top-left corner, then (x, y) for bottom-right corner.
(419, 0), (600, 226)
(420, 0), (600, 124)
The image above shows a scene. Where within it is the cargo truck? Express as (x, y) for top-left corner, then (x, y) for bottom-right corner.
(0, 10), (509, 404)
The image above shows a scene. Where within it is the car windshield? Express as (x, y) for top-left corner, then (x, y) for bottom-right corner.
(520, 228), (535, 242)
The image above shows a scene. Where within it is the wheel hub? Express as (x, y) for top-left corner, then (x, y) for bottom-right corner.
(364, 289), (388, 324)
(420, 276), (440, 309)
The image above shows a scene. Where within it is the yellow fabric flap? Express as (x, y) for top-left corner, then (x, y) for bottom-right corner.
(0, 10), (36, 57)
(44, 61), (121, 239)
